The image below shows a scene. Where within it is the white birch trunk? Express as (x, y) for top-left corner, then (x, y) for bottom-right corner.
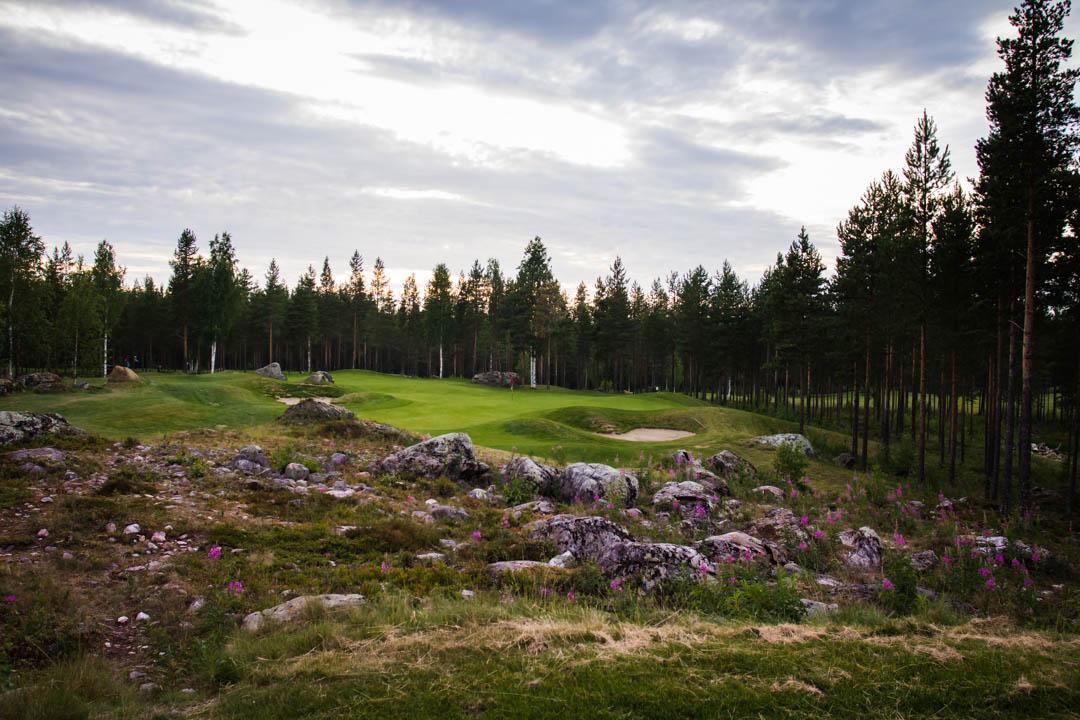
(103, 332), (108, 377)
(439, 343), (444, 378)
(210, 339), (217, 374)
(306, 338), (311, 373)
(530, 354), (537, 389)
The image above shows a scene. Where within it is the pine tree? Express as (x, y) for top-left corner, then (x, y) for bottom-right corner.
(0, 207), (44, 377)
(168, 229), (199, 370)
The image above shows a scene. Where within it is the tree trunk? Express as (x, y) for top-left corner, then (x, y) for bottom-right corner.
(439, 342), (444, 378)
(1003, 309), (1019, 515)
(7, 269), (13, 378)
(102, 332), (108, 378)
(530, 353), (537, 388)
(918, 323), (927, 484)
(268, 322), (273, 365)
(862, 346), (871, 471)
(210, 339), (217, 374)
(1018, 187), (1036, 518)
(948, 351), (958, 483)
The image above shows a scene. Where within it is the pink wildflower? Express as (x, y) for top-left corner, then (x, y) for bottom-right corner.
(227, 580), (243, 595)
(893, 533), (906, 547)
(207, 546), (222, 560)
(540, 587), (551, 598)
(1023, 578), (1034, 590)
(694, 504), (707, 518)
(501, 517), (510, 529)
(380, 561), (388, 573)
(1011, 558), (1021, 569)
(790, 488), (799, 498)
(3, 594), (16, 603)
(798, 542), (808, 552)
(942, 555), (953, 565)
(610, 578), (623, 592)
(978, 566), (992, 577)
(1031, 552), (1041, 563)
(799, 515), (809, 526)
(882, 578), (894, 591)
(984, 577), (996, 590)
(566, 590), (576, 603)
(994, 553), (1005, 565)
(813, 529), (823, 540)
(471, 530), (482, 541)
(406, 495), (415, 504)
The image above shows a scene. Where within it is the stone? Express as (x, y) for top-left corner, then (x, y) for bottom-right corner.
(556, 463), (639, 507)
(151, 531), (166, 543)
(416, 552), (446, 563)
(139, 682), (158, 694)
(242, 593), (365, 632)
(129, 670), (146, 680)
(14, 372), (64, 392)
(371, 432), (489, 482)
(284, 463), (310, 481)
(705, 450), (758, 480)
(117, 615), (130, 625)
(136, 611), (150, 622)
(105, 522), (117, 534)
(839, 527), (884, 569)
(834, 452), (856, 469)
(124, 523), (141, 535)
(234, 445), (270, 470)
(527, 514), (633, 564)
(548, 551), (577, 568)
(255, 362), (286, 380)
(599, 542), (713, 591)
(5, 447), (66, 464)
(460, 589), (476, 600)
(303, 370), (334, 385)
(328, 452), (348, 466)
(0, 410), (80, 446)
(752, 485), (783, 497)
(911, 550), (938, 571)
(107, 366), (140, 383)
(487, 560), (551, 576)
(800, 599), (839, 617)
(428, 503), (470, 521)
(279, 398), (355, 424)
(697, 531), (785, 565)
(651, 481), (712, 511)
(748, 433), (815, 457)
(750, 508), (805, 540)
(472, 370), (520, 387)
(467, 487), (497, 503)
(505, 499), (556, 521)
(36, 528), (49, 538)
(502, 455), (559, 496)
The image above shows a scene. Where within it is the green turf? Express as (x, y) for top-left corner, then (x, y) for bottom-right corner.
(0, 370), (857, 473)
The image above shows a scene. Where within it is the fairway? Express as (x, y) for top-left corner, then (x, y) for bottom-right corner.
(0, 370), (853, 470)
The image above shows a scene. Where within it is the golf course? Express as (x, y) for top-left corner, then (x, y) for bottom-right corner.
(0, 370), (854, 472)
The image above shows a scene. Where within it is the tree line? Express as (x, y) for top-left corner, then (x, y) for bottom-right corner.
(0, 0), (1077, 512)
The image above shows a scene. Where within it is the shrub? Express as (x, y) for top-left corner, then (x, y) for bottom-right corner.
(96, 465), (155, 495)
(773, 442), (809, 484)
(500, 469), (537, 507)
(880, 552), (919, 615)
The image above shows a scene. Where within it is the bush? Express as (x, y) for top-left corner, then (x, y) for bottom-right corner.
(774, 442), (809, 484)
(880, 552), (919, 615)
(500, 469), (537, 507)
(96, 465), (155, 495)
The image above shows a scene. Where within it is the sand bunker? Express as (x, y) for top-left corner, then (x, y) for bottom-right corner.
(600, 428), (695, 442)
(276, 397), (335, 406)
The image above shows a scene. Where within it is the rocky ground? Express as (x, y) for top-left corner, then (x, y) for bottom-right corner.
(1, 410), (1078, 719)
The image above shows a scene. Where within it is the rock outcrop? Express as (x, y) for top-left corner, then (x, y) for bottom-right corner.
(651, 481), (713, 511)
(371, 432), (489, 481)
(704, 450), (758, 480)
(107, 366), (140, 383)
(241, 594), (364, 632)
(0, 411), (79, 446)
(472, 370), (520, 387)
(527, 514), (632, 564)
(599, 542), (713, 591)
(279, 399), (355, 424)
(697, 531), (786, 565)
(839, 527), (884, 569)
(556, 463), (639, 507)
(255, 362), (286, 380)
(304, 371), (333, 385)
(748, 433), (815, 457)
(14, 372), (64, 392)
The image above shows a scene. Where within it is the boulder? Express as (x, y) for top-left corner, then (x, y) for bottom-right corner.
(651, 481), (712, 512)
(14, 372), (64, 392)
(487, 560), (552, 577)
(371, 433), (489, 482)
(304, 371), (334, 385)
(284, 463), (310, 481)
(255, 362), (286, 381)
(0, 411), (79, 447)
(752, 485), (783, 498)
(748, 433), (815, 457)
(527, 514), (632, 564)
(472, 370), (520, 387)
(697, 531), (785, 565)
(839, 527), (884, 569)
(834, 452), (856, 469)
(5, 447), (66, 465)
(801, 599), (839, 617)
(107, 366), (140, 383)
(0, 378), (15, 396)
(279, 398), (355, 424)
(233, 445), (270, 471)
(241, 594), (364, 632)
(705, 450), (758, 480)
(504, 499), (556, 521)
(599, 542), (713, 591)
(503, 456), (559, 496)
(911, 549), (938, 571)
(556, 463), (639, 507)
(750, 507), (805, 540)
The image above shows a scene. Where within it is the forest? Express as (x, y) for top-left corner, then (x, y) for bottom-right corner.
(1, 1), (1078, 516)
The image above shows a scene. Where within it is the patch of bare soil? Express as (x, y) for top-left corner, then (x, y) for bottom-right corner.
(275, 397), (335, 406)
(600, 428), (695, 442)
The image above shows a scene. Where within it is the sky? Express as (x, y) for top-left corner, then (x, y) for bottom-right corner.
(0, 0), (1071, 296)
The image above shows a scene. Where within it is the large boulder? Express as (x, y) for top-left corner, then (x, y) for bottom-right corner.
(556, 463), (639, 507)
(750, 507), (807, 541)
(839, 527), (884, 569)
(0, 411), (79, 447)
(651, 481), (713, 512)
(748, 433), (815, 457)
(14, 372), (64, 392)
(705, 450), (758, 480)
(279, 399), (355, 424)
(834, 452), (856, 469)
(255, 362), (286, 381)
(371, 432), (489, 481)
(472, 370), (520, 387)
(697, 531), (785, 565)
(107, 366), (140, 383)
(0, 378), (17, 396)
(527, 514), (632, 564)
(233, 445), (270, 472)
(241, 594), (364, 632)
(671, 450), (731, 495)
(503, 455), (559, 496)
(304, 371), (334, 385)
(599, 542), (713, 591)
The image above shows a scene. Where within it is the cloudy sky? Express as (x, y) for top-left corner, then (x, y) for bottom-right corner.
(0, 0), (1067, 294)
